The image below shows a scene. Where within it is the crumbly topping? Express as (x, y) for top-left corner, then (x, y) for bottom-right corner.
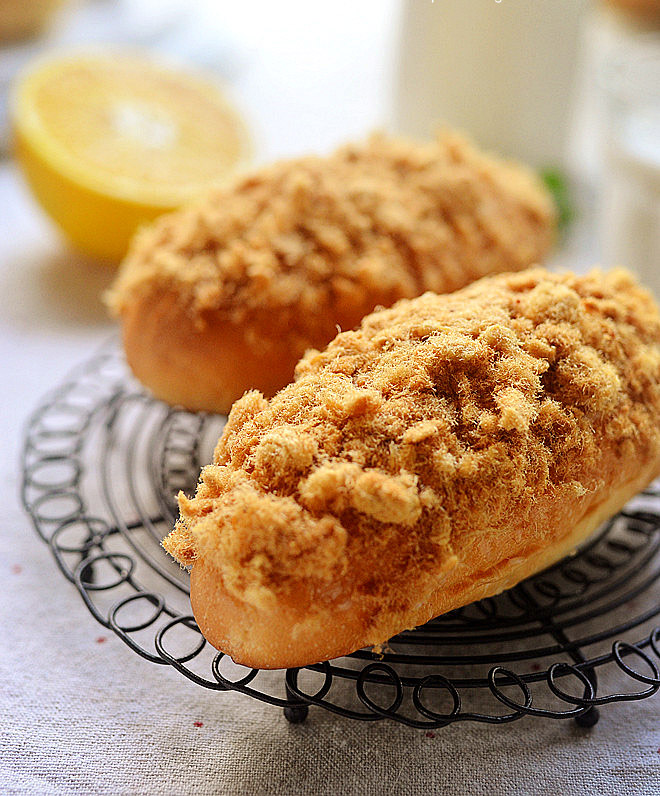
(164, 269), (660, 612)
(109, 132), (555, 335)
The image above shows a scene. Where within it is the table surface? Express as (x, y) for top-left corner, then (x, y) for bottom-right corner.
(2, 3), (659, 794)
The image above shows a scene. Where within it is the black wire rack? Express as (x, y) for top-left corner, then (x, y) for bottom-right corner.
(20, 346), (660, 729)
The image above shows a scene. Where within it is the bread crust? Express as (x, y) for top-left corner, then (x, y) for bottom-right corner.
(189, 458), (659, 669)
(165, 268), (660, 669)
(120, 286), (376, 414)
(110, 133), (555, 413)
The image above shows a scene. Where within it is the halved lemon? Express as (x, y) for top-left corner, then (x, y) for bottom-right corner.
(11, 51), (251, 262)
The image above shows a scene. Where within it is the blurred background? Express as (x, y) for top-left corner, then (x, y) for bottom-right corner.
(0, 0), (658, 286)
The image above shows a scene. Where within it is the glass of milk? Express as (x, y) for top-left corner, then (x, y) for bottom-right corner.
(600, 41), (660, 297)
(392, 0), (589, 168)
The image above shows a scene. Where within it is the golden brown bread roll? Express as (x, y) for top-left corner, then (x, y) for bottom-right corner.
(0, 0), (66, 43)
(164, 268), (660, 669)
(108, 133), (556, 414)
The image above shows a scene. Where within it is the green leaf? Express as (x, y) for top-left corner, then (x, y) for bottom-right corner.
(540, 168), (575, 233)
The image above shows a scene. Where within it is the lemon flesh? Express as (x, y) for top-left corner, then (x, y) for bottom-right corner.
(12, 52), (251, 262)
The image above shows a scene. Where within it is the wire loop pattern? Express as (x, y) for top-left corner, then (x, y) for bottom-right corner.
(21, 348), (660, 727)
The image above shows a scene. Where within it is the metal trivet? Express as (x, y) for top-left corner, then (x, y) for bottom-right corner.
(21, 347), (660, 729)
